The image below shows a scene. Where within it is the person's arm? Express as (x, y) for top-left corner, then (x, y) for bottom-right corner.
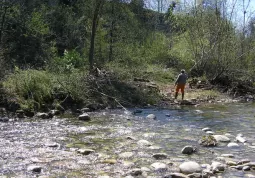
(175, 74), (180, 86)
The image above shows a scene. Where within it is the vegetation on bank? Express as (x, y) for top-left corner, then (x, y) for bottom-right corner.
(1, 0), (255, 112)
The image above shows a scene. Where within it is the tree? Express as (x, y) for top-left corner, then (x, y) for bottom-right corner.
(88, 0), (105, 71)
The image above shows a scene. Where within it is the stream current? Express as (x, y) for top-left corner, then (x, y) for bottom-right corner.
(0, 103), (255, 177)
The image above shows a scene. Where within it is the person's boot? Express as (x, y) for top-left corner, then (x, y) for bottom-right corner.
(182, 93), (184, 100)
(175, 92), (178, 99)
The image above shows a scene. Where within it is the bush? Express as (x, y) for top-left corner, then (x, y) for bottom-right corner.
(3, 69), (53, 110)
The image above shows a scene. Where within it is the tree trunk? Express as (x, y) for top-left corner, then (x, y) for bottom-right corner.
(0, 5), (8, 45)
(89, 0), (104, 72)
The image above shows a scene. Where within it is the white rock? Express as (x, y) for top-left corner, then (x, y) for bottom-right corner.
(236, 134), (247, 143)
(119, 152), (134, 159)
(141, 167), (151, 172)
(181, 145), (196, 155)
(137, 140), (152, 146)
(221, 154), (234, 158)
(213, 135), (230, 142)
(78, 113), (91, 121)
(211, 162), (225, 172)
(227, 142), (240, 148)
(146, 114), (156, 120)
(77, 149), (95, 155)
(179, 161), (201, 174)
(202, 127), (212, 132)
(206, 131), (214, 135)
(27, 165), (42, 173)
(150, 162), (168, 171)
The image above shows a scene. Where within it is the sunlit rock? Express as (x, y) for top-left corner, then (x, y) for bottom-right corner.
(119, 152), (134, 159)
(164, 172), (187, 178)
(179, 161), (201, 174)
(77, 148), (95, 155)
(206, 131), (214, 135)
(122, 161), (135, 168)
(36, 112), (49, 119)
(146, 114), (156, 120)
(27, 165), (42, 173)
(226, 161), (237, 166)
(202, 127), (212, 132)
(227, 142), (239, 148)
(150, 162), (168, 171)
(181, 145), (196, 155)
(137, 140), (152, 146)
(236, 134), (247, 143)
(141, 167), (151, 172)
(78, 113), (91, 121)
(126, 168), (142, 176)
(211, 161), (225, 173)
(243, 166), (251, 171)
(237, 159), (250, 165)
(213, 135), (230, 142)
(221, 154), (234, 158)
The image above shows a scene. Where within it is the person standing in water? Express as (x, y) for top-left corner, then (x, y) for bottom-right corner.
(174, 69), (188, 100)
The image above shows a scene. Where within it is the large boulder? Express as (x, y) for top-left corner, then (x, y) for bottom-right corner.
(179, 161), (201, 174)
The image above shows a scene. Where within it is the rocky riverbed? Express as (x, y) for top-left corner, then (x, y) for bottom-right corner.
(0, 103), (255, 177)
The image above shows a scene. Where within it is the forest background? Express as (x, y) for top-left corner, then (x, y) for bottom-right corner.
(1, 0), (255, 113)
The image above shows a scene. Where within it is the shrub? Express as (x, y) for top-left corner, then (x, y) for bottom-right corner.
(3, 69), (53, 110)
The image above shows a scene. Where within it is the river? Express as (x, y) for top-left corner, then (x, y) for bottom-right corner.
(0, 103), (255, 177)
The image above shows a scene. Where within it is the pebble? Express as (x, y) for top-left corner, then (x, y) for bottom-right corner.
(181, 145), (196, 155)
(179, 161), (201, 174)
(146, 114), (156, 120)
(227, 142), (239, 148)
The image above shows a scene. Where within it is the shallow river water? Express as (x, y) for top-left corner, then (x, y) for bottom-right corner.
(0, 103), (255, 177)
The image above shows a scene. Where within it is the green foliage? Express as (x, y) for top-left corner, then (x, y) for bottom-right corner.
(3, 69), (53, 109)
(49, 49), (85, 74)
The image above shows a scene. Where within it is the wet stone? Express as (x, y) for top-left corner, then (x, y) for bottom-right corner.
(226, 161), (237, 166)
(221, 154), (234, 158)
(181, 145), (196, 155)
(27, 165), (42, 173)
(36, 112), (49, 119)
(0, 117), (9, 122)
(202, 127), (212, 132)
(77, 149), (95, 155)
(227, 142), (239, 148)
(152, 153), (168, 160)
(119, 152), (134, 159)
(126, 168), (142, 176)
(78, 113), (91, 121)
(151, 162), (168, 171)
(187, 173), (202, 178)
(213, 135), (230, 142)
(179, 161), (201, 174)
(137, 140), (152, 146)
(165, 172), (187, 178)
(238, 159), (250, 165)
(236, 134), (247, 143)
(146, 114), (156, 120)
(211, 162), (225, 173)
(243, 166), (251, 171)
